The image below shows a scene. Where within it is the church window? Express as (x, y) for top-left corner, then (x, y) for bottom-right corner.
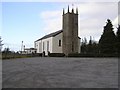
(47, 41), (49, 51)
(43, 42), (44, 51)
(39, 43), (41, 52)
(59, 40), (61, 47)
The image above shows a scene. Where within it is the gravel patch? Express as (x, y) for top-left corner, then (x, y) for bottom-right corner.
(2, 57), (118, 88)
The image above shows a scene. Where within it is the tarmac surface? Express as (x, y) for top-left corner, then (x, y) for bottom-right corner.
(2, 57), (118, 88)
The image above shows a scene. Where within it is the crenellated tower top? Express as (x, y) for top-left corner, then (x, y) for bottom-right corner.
(63, 5), (78, 15)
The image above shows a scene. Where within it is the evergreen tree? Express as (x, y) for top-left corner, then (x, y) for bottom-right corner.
(87, 36), (93, 54)
(87, 36), (99, 54)
(92, 41), (99, 54)
(81, 38), (87, 54)
(116, 25), (120, 54)
(81, 37), (99, 54)
(99, 19), (116, 54)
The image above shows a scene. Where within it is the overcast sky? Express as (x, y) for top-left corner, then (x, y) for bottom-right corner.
(1, 0), (119, 51)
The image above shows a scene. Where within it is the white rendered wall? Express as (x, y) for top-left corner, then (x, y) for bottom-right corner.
(52, 33), (63, 53)
(35, 37), (53, 55)
(41, 37), (53, 55)
(35, 40), (42, 53)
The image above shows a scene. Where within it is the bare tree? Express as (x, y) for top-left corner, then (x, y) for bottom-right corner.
(0, 36), (3, 52)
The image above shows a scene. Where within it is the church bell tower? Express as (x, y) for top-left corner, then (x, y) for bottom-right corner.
(62, 6), (79, 56)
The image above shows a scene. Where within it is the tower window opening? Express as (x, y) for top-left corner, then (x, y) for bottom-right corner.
(59, 40), (61, 47)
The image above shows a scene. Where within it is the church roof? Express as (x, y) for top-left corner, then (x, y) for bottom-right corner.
(35, 30), (63, 42)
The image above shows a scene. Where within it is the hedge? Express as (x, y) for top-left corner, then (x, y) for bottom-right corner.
(68, 53), (119, 57)
(48, 53), (65, 57)
(2, 53), (43, 60)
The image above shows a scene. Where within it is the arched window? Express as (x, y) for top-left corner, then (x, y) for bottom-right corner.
(59, 40), (61, 47)
(47, 41), (49, 51)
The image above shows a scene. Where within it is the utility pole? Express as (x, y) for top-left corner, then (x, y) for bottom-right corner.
(21, 41), (23, 54)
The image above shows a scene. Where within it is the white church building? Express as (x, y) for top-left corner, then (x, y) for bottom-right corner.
(35, 6), (81, 56)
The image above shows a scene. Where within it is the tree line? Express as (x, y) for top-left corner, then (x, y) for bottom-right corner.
(1, 19), (120, 57)
(81, 19), (120, 56)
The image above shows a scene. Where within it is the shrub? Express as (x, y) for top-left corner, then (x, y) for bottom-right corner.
(31, 53), (42, 57)
(68, 53), (118, 57)
(68, 53), (95, 57)
(48, 53), (65, 57)
(2, 53), (43, 60)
